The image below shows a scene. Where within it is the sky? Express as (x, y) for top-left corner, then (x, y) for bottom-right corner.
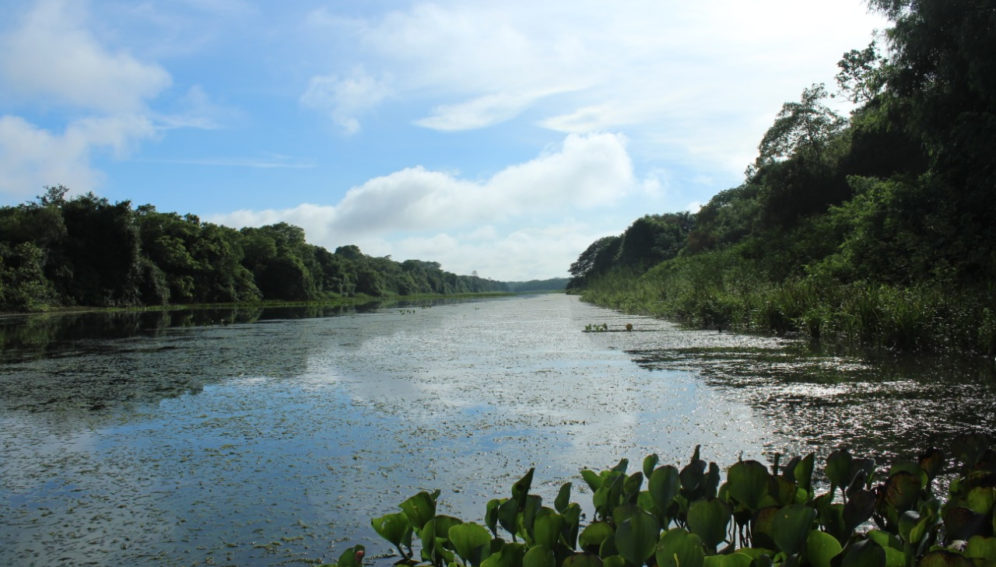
(0, 0), (888, 281)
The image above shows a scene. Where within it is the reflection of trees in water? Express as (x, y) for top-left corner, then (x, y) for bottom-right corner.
(0, 308), (261, 362)
(0, 304), (384, 414)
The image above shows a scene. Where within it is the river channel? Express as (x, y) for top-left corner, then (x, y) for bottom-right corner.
(1, 294), (994, 566)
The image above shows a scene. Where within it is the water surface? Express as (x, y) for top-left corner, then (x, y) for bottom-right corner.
(1, 295), (993, 566)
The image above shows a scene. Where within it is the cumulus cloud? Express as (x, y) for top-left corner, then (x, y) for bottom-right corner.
(0, 0), (173, 199)
(299, 69), (391, 134)
(0, 0), (171, 113)
(209, 133), (637, 280)
(0, 114), (157, 199)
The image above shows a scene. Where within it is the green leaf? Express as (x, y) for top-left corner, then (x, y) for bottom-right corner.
(680, 457), (707, 499)
(770, 476), (798, 507)
(624, 472), (644, 503)
(655, 528), (705, 567)
(771, 504), (816, 556)
(839, 539), (885, 567)
(555, 482), (573, 513)
(726, 460), (770, 511)
(594, 473), (624, 519)
(826, 449), (852, 492)
(562, 553), (603, 567)
(943, 506), (988, 540)
(599, 534), (618, 558)
(843, 489), (876, 531)
(649, 466), (681, 515)
(612, 504), (642, 527)
(865, 531), (904, 567)
(750, 507), (779, 550)
(582, 469), (603, 492)
(882, 472), (920, 513)
(522, 545), (556, 567)
(687, 498), (730, 550)
(420, 515), (462, 565)
(704, 462), (721, 500)
(918, 449), (944, 481)
(794, 454), (815, 494)
(448, 523), (493, 567)
(965, 535), (996, 563)
(532, 509), (564, 549)
(805, 530), (841, 567)
(482, 543), (526, 567)
(497, 499), (519, 538)
(371, 512), (412, 552)
(400, 491), (438, 530)
(703, 553), (752, 567)
(601, 555), (626, 567)
(965, 486), (995, 515)
(917, 550), (974, 567)
(561, 503), (582, 550)
(643, 454), (660, 480)
(579, 522), (614, 553)
(512, 468), (535, 508)
(485, 499), (503, 536)
(614, 508), (660, 566)
(521, 495), (543, 541)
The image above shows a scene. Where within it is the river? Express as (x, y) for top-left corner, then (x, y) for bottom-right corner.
(1, 294), (993, 565)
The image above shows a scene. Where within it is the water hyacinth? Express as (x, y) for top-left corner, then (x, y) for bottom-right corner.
(346, 440), (996, 567)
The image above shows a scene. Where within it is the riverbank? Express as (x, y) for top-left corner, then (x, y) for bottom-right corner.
(576, 248), (996, 358)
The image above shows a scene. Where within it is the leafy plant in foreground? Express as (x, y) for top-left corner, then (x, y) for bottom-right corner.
(329, 437), (996, 567)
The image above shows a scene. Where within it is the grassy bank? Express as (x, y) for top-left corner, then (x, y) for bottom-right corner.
(578, 249), (996, 357)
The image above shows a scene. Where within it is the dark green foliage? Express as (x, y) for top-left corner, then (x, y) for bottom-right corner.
(347, 440), (996, 567)
(570, 0), (996, 354)
(0, 190), (508, 311)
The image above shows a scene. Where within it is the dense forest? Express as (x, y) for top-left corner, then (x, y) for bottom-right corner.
(570, 0), (996, 355)
(0, 186), (525, 311)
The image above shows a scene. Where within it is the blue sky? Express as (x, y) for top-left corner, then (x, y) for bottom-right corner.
(0, 0), (886, 281)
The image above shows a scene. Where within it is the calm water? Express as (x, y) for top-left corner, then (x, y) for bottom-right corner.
(1, 294), (993, 566)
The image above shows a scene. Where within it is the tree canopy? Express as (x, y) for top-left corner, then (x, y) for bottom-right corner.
(569, 0), (996, 353)
(0, 192), (511, 311)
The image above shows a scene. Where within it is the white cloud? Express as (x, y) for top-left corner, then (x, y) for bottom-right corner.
(415, 92), (544, 131)
(0, 0), (171, 113)
(0, 114), (156, 199)
(0, 0), (176, 200)
(299, 69), (391, 134)
(209, 133), (636, 280)
(0, 1), (261, 202)
(302, 0), (886, 176)
(384, 223), (594, 281)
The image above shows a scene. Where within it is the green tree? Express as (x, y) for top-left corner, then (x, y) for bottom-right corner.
(835, 41), (887, 104)
(568, 236), (621, 289)
(755, 84), (846, 168)
(58, 193), (143, 306)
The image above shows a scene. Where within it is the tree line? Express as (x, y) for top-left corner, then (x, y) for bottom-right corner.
(0, 187), (512, 311)
(570, 0), (996, 354)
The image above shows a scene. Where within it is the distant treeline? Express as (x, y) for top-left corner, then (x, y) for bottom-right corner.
(569, 0), (996, 355)
(0, 188), (561, 311)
